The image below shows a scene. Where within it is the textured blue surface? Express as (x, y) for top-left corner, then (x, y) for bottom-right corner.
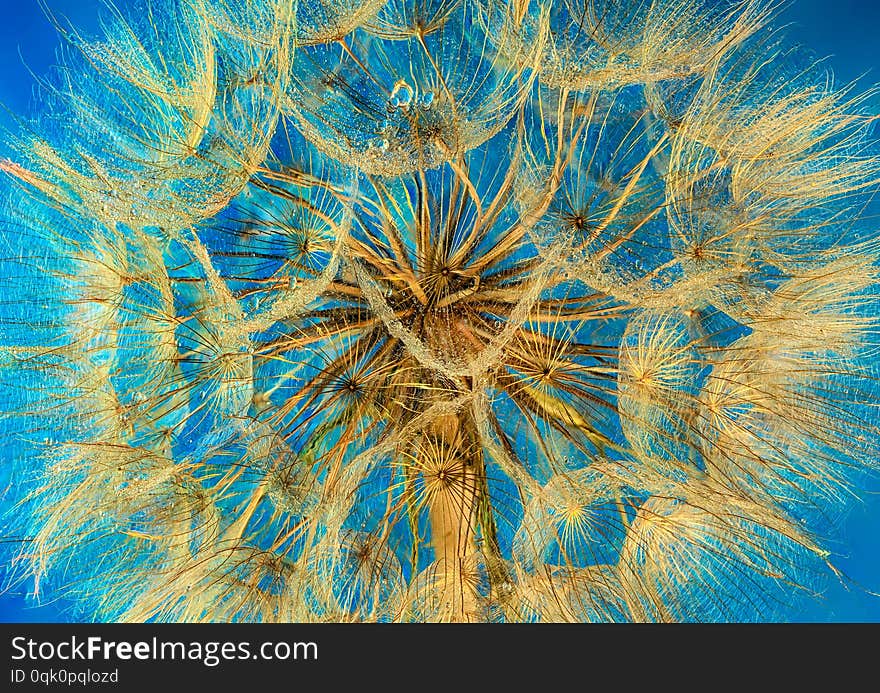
(0, 0), (878, 622)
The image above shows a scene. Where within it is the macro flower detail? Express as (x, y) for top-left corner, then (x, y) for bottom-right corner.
(1, 0), (878, 622)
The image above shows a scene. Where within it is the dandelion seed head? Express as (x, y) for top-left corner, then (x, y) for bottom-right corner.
(2, 0), (879, 623)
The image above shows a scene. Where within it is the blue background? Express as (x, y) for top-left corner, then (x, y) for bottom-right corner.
(0, 0), (878, 622)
